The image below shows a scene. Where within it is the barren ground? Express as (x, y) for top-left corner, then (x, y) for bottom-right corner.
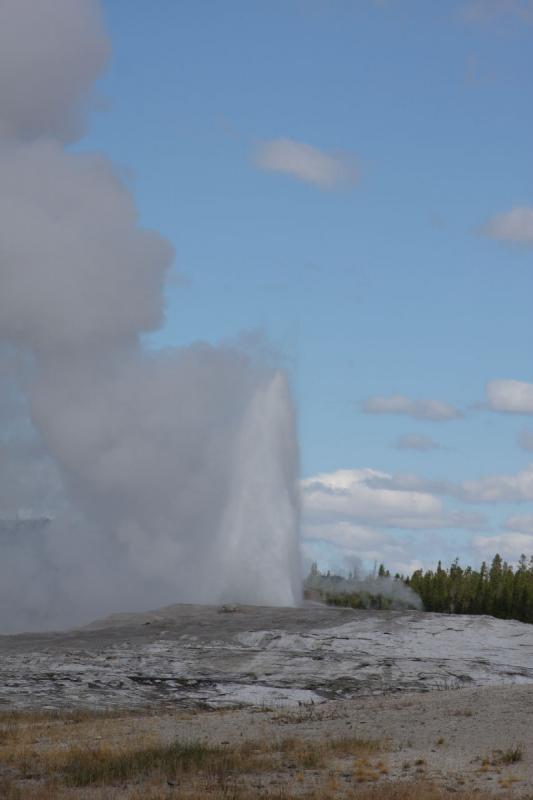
(1, 604), (533, 797)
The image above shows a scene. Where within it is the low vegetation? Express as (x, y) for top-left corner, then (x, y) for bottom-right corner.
(0, 705), (497, 800)
(0, 778), (498, 800)
(60, 740), (227, 786)
(0, 707), (393, 798)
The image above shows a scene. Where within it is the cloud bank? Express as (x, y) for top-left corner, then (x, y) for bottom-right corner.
(472, 533), (533, 559)
(302, 469), (486, 530)
(369, 464), (533, 504)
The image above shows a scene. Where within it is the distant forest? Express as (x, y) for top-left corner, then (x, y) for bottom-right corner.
(306, 554), (533, 625)
(406, 555), (533, 624)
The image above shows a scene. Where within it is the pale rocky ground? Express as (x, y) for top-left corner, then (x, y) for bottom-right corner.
(2, 603), (533, 710)
(2, 603), (533, 795)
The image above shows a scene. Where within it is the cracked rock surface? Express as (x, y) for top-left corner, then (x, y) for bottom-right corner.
(1, 604), (533, 710)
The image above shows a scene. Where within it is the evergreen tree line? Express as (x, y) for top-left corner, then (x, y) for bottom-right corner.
(305, 555), (533, 624)
(405, 554), (533, 624)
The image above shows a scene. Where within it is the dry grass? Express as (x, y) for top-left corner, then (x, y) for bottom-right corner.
(275, 734), (383, 770)
(45, 733), (384, 784)
(271, 706), (346, 725)
(59, 739), (239, 785)
(498, 745), (523, 765)
(0, 706), (522, 799)
(451, 708), (474, 718)
(478, 744), (524, 769)
(0, 707), (139, 724)
(0, 777), (498, 799)
(0, 707), (153, 746)
(0, 708), (391, 798)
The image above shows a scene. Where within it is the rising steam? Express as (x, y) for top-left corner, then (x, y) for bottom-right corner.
(304, 562), (422, 611)
(0, 0), (301, 632)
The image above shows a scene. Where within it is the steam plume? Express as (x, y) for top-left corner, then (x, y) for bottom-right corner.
(305, 565), (422, 611)
(0, 0), (301, 632)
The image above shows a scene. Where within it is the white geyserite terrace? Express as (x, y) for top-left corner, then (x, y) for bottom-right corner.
(1, 606), (533, 710)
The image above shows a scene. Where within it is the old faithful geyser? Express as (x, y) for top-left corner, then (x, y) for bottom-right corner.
(0, 0), (301, 632)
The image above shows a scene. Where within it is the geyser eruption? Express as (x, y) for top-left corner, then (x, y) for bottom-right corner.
(217, 371), (301, 606)
(0, 0), (301, 632)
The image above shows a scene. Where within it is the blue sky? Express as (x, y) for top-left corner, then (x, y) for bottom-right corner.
(78, 0), (533, 573)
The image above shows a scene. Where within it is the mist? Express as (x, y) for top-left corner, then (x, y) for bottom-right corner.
(0, 0), (301, 632)
(305, 562), (422, 611)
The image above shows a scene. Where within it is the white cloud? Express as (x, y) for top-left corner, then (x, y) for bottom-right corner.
(483, 208), (533, 244)
(505, 513), (533, 532)
(362, 394), (462, 421)
(518, 429), (533, 451)
(253, 138), (358, 189)
(301, 520), (421, 575)
(304, 520), (390, 553)
(367, 464), (533, 504)
(300, 467), (533, 572)
(301, 468), (485, 530)
(300, 463), (533, 572)
(461, 464), (533, 503)
(486, 380), (533, 414)
(472, 532), (533, 560)
(303, 468), (441, 528)
(462, 0), (533, 23)
(367, 472), (458, 497)
(394, 433), (442, 451)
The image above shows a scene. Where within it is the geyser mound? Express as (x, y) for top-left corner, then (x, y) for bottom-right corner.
(2, 603), (533, 711)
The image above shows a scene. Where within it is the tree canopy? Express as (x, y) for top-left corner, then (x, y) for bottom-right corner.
(407, 554), (533, 624)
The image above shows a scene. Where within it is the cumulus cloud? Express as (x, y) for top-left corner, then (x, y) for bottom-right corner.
(394, 434), (442, 451)
(486, 380), (533, 414)
(302, 468), (441, 528)
(482, 208), (533, 244)
(518, 430), (533, 451)
(300, 465), (533, 573)
(0, 0), (109, 142)
(301, 468), (486, 530)
(253, 138), (358, 189)
(362, 394), (462, 421)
